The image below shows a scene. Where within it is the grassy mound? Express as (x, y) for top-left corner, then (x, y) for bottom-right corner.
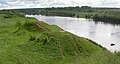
(0, 12), (120, 64)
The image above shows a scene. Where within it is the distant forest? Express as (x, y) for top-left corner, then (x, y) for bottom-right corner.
(5, 6), (120, 24)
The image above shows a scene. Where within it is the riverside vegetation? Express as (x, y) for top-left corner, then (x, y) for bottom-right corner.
(0, 10), (120, 64)
(16, 6), (120, 24)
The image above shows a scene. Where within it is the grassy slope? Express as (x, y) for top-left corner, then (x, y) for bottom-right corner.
(0, 13), (119, 64)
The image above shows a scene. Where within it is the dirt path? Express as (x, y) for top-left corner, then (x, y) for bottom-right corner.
(35, 22), (50, 31)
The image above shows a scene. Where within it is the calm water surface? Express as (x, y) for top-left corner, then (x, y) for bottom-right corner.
(27, 15), (120, 52)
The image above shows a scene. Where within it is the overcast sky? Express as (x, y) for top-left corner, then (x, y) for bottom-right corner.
(0, 0), (120, 9)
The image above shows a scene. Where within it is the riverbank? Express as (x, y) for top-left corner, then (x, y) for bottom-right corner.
(0, 10), (120, 64)
(16, 7), (120, 24)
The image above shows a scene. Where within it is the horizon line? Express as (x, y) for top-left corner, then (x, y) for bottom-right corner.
(1, 6), (120, 10)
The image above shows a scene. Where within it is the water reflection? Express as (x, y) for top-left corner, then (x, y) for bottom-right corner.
(26, 15), (120, 52)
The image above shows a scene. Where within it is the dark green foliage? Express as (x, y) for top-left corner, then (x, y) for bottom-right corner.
(85, 14), (91, 18)
(23, 22), (44, 32)
(81, 6), (91, 9)
(29, 36), (36, 41)
(0, 10), (25, 18)
(15, 6), (120, 24)
(4, 14), (13, 18)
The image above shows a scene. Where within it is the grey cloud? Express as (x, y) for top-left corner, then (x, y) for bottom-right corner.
(70, 1), (79, 5)
(0, 0), (120, 9)
(49, 2), (65, 6)
(101, 0), (119, 5)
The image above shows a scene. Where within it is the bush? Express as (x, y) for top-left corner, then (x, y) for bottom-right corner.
(4, 15), (12, 18)
(29, 36), (36, 41)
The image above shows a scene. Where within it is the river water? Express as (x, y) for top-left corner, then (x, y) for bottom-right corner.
(27, 15), (120, 52)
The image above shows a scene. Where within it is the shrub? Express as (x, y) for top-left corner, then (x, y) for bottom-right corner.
(29, 36), (36, 41)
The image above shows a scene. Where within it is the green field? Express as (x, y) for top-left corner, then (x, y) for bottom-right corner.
(0, 10), (120, 64)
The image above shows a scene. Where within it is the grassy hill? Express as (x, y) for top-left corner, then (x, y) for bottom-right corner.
(0, 10), (120, 64)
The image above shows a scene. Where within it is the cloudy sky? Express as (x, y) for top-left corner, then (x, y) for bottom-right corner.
(0, 0), (120, 9)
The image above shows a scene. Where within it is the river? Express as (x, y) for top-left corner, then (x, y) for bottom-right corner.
(26, 15), (120, 52)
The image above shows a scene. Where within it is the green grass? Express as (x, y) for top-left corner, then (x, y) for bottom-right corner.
(0, 12), (120, 64)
